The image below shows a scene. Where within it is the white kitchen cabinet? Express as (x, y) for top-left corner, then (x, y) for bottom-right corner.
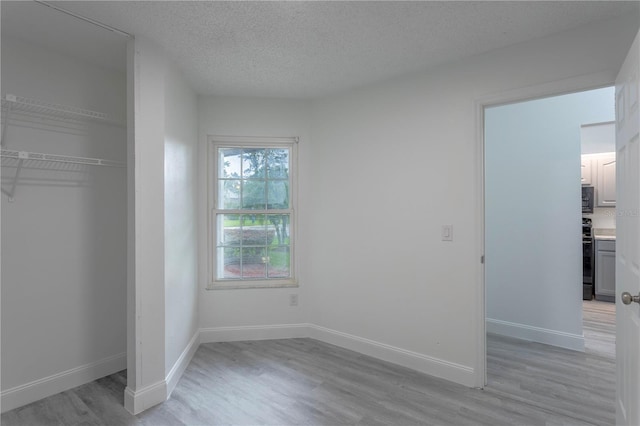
(595, 239), (616, 302)
(581, 157), (593, 185)
(596, 154), (616, 207)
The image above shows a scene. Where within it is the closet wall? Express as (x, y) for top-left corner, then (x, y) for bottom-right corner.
(1, 35), (127, 410)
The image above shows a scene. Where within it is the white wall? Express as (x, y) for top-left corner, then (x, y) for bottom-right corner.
(1, 36), (127, 410)
(307, 14), (637, 385)
(125, 37), (200, 414)
(125, 36), (166, 414)
(164, 59), (199, 388)
(197, 97), (312, 333)
(485, 88), (615, 351)
(309, 66), (480, 377)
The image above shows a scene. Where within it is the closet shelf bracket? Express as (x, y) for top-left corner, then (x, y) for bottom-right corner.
(1, 99), (12, 147)
(1, 152), (25, 202)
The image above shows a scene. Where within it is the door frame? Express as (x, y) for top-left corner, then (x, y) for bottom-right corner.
(474, 70), (618, 387)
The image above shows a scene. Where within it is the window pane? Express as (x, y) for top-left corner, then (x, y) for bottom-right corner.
(267, 148), (289, 179)
(266, 214), (290, 245)
(218, 214), (241, 246)
(220, 247), (242, 279)
(212, 140), (295, 285)
(241, 247), (267, 279)
(241, 214), (268, 246)
(268, 246), (290, 278)
(242, 180), (265, 209)
(218, 180), (241, 209)
(219, 148), (241, 178)
(267, 181), (289, 209)
(242, 148), (265, 179)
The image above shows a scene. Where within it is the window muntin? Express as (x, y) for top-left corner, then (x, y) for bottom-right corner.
(210, 138), (296, 288)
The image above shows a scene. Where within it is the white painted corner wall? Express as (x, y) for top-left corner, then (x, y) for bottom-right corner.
(125, 36), (167, 415)
(124, 36), (202, 414)
(163, 45), (200, 397)
(197, 97), (312, 330)
(194, 92), (476, 389)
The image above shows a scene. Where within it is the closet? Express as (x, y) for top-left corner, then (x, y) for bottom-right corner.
(1, 2), (128, 411)
(1, 94), (125, 200)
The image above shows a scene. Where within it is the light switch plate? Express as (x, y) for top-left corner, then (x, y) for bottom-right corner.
(442, 225), (453, 241)
(289, 294), (298, 306)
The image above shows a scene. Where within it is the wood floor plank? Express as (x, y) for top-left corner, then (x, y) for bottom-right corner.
(1, 300), (616, 425)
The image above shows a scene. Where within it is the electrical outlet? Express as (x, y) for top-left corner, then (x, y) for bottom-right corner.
(289, 294), (298, 306)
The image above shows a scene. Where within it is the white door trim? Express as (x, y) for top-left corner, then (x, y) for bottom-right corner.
(474, 69), (618, 388)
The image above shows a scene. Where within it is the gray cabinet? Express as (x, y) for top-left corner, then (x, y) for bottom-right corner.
(595, 239), (616, 302)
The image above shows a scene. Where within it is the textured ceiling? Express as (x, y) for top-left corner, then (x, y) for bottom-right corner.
(3, 1), (640, 99)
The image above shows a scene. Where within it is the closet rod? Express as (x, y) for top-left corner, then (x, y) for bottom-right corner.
(34, 1), (133, 39)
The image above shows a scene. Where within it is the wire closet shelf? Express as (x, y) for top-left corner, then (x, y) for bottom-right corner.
(1, 149), (125, 167)
(1, 94), (124, 126)
(1, 94), (126, 201)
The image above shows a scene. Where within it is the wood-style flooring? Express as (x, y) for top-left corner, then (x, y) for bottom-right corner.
(583, 299), (616, 359)
(1, 301), (616, 426)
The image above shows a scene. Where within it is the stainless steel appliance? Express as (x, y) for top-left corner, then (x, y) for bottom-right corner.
(582, 186), (594, 214)
(582, 217), (594, 300)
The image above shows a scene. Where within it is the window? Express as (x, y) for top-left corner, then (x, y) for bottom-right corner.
(209, 136), (297, 289)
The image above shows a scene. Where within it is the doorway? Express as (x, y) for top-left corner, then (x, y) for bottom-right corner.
(482, 86), (617, 424)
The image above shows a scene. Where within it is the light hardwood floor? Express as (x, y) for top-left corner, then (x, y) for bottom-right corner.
(1, 301), (615, 426)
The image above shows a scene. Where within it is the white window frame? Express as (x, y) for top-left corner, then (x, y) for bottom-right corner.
(208, 135), (298, 290)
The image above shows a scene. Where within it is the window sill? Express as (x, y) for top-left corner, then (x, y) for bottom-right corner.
(207, 279), (298, 290)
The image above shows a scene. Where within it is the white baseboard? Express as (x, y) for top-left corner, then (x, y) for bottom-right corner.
(308, 324), (476, 387)
(199, 323), (476, 387)
(166, 331), (200, 398)
(124, 380), (167, 415)
(3, 324), (481, 415)
(199, 323), (309, 343)
(1, 352), (126, 413)
(486, 318), (585, 352)
(124, 330), (200, 414)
